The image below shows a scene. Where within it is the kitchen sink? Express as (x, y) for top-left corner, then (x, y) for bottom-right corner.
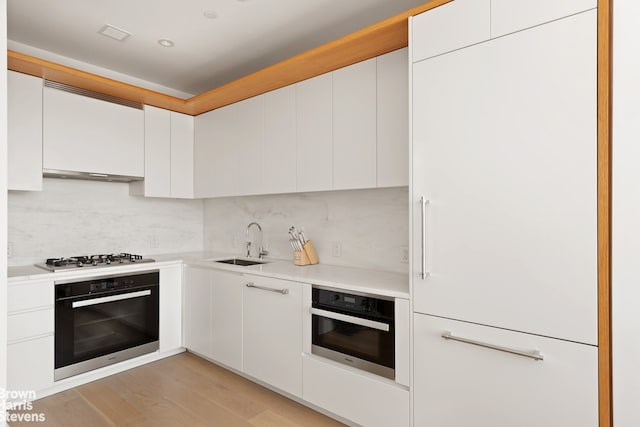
(213, 258), (268, 267)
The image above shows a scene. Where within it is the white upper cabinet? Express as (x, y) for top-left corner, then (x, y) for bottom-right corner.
(170, 111), (195, 198)
(131, 106), (194, 198)
(233, 96), (264, 196)
(264, 85), (297, 194)
(296, 73), (333, 192)
(377, 48), (409, 188)
(412, 11), (597, 344)
(491, 0), (597, 38)
(194, 96), (263, 197)
(8, 71), (43, 191)
(138, 105), (171, 197)
(194, 106), (237, 197)
(411, 0), (490, 63)
(332, 58), (377, 190)
(43, 85), (144, 177)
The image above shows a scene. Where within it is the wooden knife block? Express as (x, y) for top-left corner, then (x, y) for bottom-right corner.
(293, 240), (319, 266)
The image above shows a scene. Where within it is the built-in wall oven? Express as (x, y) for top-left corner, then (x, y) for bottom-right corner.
(54, 271), (160, 381)
(311, 286), (395, 380)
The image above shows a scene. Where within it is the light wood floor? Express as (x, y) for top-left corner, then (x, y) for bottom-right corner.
(9, 352), (346, 427)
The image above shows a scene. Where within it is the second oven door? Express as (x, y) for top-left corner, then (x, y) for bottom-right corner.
(55, 286), (159, 369)
(311, 308), (395, 374)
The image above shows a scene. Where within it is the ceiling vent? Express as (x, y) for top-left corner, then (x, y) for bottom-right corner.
(98, 24), (132, 42)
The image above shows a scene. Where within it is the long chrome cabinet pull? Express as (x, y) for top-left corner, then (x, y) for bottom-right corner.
(72, 290), (151, 308)
(441, 332), (544, 361)
(420, 196), (430, 280)
(245, 282), (289, 295)
(310, 308), (390, 332)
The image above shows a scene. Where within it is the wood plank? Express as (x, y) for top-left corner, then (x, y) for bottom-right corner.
(7, 0), (452, 116)
(597, 0), (612, 426)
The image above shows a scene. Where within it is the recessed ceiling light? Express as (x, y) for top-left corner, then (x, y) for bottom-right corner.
(98, 24), (132, 42)
(158, 39), (175, 48)
(203, 10), (218, 19)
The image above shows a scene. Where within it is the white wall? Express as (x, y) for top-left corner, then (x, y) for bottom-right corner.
(1, 0), (9, 394)
(612, 1), (640, 425)
(203, 187), (409, 273)
(8, 179), (204, 265)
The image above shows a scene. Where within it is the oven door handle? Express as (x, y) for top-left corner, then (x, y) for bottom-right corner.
(71, 290), (152, 308)
(310, 308), (390, 332)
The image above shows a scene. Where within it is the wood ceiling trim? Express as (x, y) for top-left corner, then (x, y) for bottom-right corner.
(7, 0), (451, 116)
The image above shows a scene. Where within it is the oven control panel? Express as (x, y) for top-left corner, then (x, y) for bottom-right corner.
(312, 288), (394, 320)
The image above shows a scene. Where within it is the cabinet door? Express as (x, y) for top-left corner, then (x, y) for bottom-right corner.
(210, 270), (243, 371)
(413, 314), (598, 427)
(170, 112), (195, 198)
(141, 105), (171, 197)
(194, 107), (237, 197)
(411, 0), (490, 63)
(333, 58), (377, 190)
(43, 86), (144, 177)
(159, 264), (183, 353)
(182, 267), (212, 356)
(242, 275), (302, 397)
(491, 0), (596, 38)
(8, 71), (43, 191)
(377, 48), (408, 188)
(263, 86), (297, 194)
(233, 96), (264, 196)
(412, 12), (597, 344)
(296, 74), (333, 192)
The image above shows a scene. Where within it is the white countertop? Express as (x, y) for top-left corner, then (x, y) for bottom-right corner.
(8, 251), (410, 299)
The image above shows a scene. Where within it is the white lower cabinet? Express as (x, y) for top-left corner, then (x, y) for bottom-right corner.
(413, 314), (598, 427)
(303, 354), (409, 427)
(183, 266), (242, 370)
(210, 270), (243, 371)
(7, 278), (55, 393)
(8, 336), (55, 393)
(242, 275), (303, 398)
(159, 264), (183, 353)
(183, 266), (213, 356)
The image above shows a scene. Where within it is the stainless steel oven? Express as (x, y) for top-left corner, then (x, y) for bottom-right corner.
(311, 286), (395, 379)
(54, 271), (159, 380)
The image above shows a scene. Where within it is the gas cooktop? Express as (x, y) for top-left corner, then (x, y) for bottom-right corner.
(35, 253), (155, 272)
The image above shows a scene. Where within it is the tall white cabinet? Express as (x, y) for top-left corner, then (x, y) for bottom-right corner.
(410, 1), (598, 426)
(7, 71), (43, 191)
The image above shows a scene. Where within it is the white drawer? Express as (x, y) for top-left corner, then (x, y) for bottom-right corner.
(413, 314), (598, 427)
(8, 309), (54, 343)
(8, 335), (54, 393)
(303, 354), (408, 427)
(491, 0), (596, 38)
(8, 280), (54, 313)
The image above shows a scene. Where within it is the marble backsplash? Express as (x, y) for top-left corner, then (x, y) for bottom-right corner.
(8, 178), (204, 266)
(203, 187), (410, 274)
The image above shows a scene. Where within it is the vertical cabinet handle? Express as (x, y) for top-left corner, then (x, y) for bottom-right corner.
(421, 196), (430, 279)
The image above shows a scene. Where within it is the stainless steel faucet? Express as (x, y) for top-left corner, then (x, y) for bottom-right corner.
(246, 222), (268, 259)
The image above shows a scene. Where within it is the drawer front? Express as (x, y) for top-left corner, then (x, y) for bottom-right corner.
(303, 354), (408, 427)
(413, 314), (598, 427)
(8, 280), (54, 313)
(8, 335), (54, 393)
(491, 0), (596, 38)
(8, 309), (54, 343)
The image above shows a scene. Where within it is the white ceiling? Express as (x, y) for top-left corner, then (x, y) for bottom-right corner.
(8, 0), (426, 98)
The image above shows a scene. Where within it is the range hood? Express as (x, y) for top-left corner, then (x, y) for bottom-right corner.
(43, 169), (143, 183)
